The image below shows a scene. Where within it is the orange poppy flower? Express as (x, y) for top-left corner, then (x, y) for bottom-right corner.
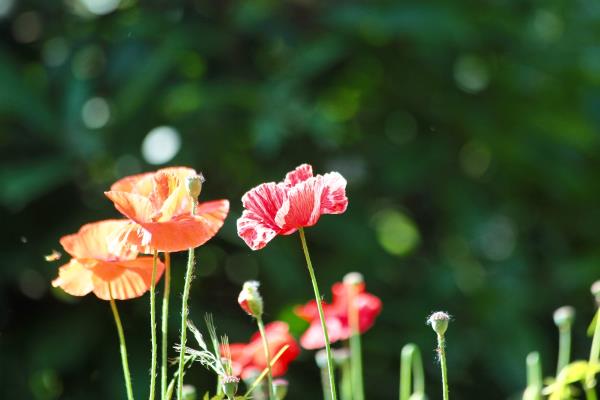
(104, 167), (229, 253)
(52, 220), (165, 300)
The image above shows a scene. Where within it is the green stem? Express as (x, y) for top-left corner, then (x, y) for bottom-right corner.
(340, 358), (353, 400)
(399, 344), (424, 400)
(109, 287), (135, 400)
(585, 388), (598, 400)
(161, 252), (171, 400)
(556, 326), (571, 375)
(256, 317), (275, 400)
(525, 352), (542, 400)
(150, 249), (158, 400)
(298, 228), (338, 400)
(348, 286), (364, 400)
(437, 334), (449, 400)
(320, 365), (333, 400)
(587, 309), (600, 395)
(178, 199), (198, 400)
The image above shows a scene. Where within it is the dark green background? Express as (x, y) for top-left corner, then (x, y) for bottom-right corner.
(1, 0), (599, 399)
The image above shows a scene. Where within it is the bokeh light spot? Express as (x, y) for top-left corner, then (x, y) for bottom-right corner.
(454, 55), (489, 93)
(72, 45), (106, 80)
(459, 141), (491, 179)
(80, 0), (120, 16)
(81, 97), (110, 129)
(373, 209), (420, 256)
(12, 11), (42, 44)
(141, 126), (181, 165)
(0, 0), (15, 18)
(533, 10), (563, 42)
(42, 38), (69, 67)
(478, 215), (516, 261)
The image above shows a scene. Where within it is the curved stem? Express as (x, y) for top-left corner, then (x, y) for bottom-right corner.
(298, 228), (338, 400)
(399, 343), (425, 400)
(109, 286), (135, 400)
(178, 200), (198, 400)
(161, 252), (171, 400)
(256, 317), (275, 400)
(437, 334), (449, 400)
(149, 249), (158, 400)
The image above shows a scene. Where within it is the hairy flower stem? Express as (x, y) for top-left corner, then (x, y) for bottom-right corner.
(298, 228), (338, 400)
(150, 249), (158, 400)
(348, 286), (364, 400)
(586, 309), (600, 398)
(109, 288), (134, 400)
(256, 317), (275, 400)
(437, 333), (449, 400)
(160, 252), (171, 400)
(177, 200), (198, 400)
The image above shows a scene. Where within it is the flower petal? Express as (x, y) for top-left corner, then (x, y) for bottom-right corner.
(237, 210), (279, 250)
(275, 177), (322, 231)
(241, 183), (287, 229)
(105, 191), (155, 223)
(319, 172), (348, 215)
(126, 199), (229, 253)
(299, 317), (349, 350)
(52, 259), (95, 297)
(91, 257), (165, 300)
(60, 220), (138, 260)
(284, 164), (313, 187)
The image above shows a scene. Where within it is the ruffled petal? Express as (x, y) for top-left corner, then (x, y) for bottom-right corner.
(275, 177), (322, 231)
(284, 164), (313, 187)
(91, 257), (165, 300)
(110, 171), (155, 194)
(105, 191), (155, 223)
(127, 199), (229, 253)
(51, 259), (95, 297)
(237, 210), (279, 250)
(241, 183), (287, 229)
(356, 292), (383, 334)
(319, 172), (348, 215)
(299, 317), (349, 350)
(60, 220), (138, 260)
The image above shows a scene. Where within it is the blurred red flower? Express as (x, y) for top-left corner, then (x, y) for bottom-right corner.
(104, 167), (229, 253)
(237, 164), (348, 250)
(295, 281), (382, 349)
(52, 220), (165, 300)
(227, 322), (300, 379)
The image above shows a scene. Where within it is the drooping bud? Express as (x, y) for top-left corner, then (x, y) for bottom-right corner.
(185, 173), (205, 200)
(238, 280), (263, 318)
(343, 271), (364, 287)
(553, 306), (575, 329)
(273, 378), (289, 400)
(427, 311), (450, 336)
(221, 375), (239, 399)
(591, 280), (600, 305)
(182, 384), (197, 400)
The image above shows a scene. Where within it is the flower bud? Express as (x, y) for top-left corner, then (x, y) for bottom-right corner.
(238, 280), (263, 318)
(273, 378), (289, 400)
(221, 375), (239, 398)
(427, 311), (450, 336)
(343, 272), (364, 287)
(315, 349), (328, 369)
(592, 280), (600, 304)
(182, 384), (197, 400)
(553, 306), (575, 329)
(186, 173), (205, 200)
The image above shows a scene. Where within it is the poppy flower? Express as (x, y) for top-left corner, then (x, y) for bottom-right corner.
(227, 322), (300, 379)
(295, 281), (382, 349)
(52, 220), (165, 300)
(237, 164), (348, 250)
(104, 167), (229, 253)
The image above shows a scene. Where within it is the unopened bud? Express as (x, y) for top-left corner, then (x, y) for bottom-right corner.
(273, 378), (289, 400)
(553, 306), (575, 329)
(186, 173), (205, 200)
(221, 375), (239, 398)
(343, 272), (364, 287)
(315, 349), (328, 369)
(238, 280), (263, 318)
(427, 311), (450, 336)
(182, 384), (197, 400)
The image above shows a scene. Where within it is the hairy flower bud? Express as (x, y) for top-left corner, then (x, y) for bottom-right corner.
(238, 280), (263, 318)
(186, 173), (205, 200)
(343, 271), (364, 287)
(221, 375), (239, 398)
(553, 306), (575, 329)
(427, 311), (450, 336)
(273, 378), (289, 400)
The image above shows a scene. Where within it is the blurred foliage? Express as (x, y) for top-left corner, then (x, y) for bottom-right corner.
(1, 0), (600, 399)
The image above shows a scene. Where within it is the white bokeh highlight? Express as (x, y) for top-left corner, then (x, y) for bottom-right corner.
(141, 126), (181, 165)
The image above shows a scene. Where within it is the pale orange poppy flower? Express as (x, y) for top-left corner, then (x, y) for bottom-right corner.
(104, 167), (229, 254)
(52, 220), (165, 300)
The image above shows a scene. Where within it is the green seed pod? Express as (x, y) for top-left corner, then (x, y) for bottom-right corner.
(427, 311), (450, 336)
(221, 375), (239, 399)
(185, 173), (205, 200)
